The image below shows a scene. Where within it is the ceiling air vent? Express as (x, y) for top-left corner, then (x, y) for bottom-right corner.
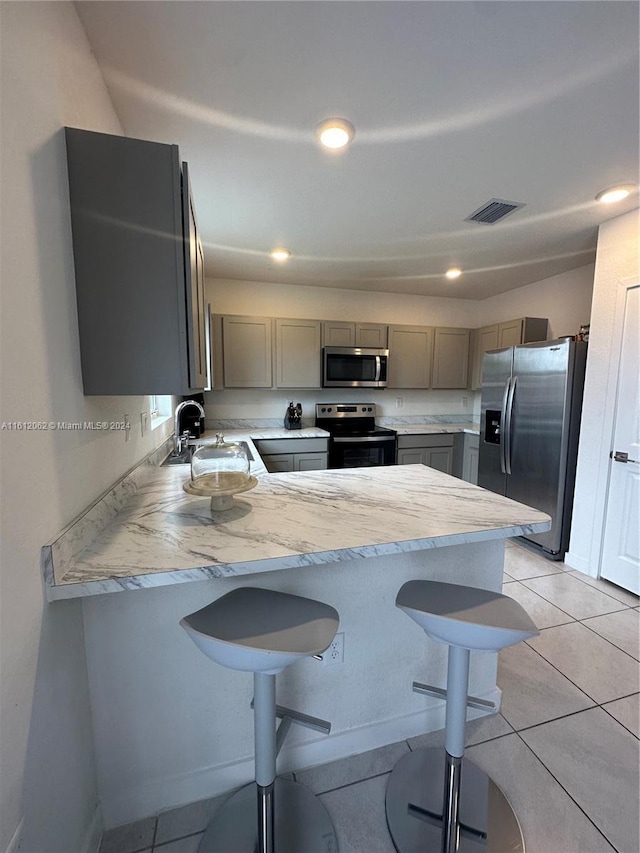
(465, 198), (525, 225)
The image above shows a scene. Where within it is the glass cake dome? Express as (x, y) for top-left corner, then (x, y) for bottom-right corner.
(190, 433), (250, 492)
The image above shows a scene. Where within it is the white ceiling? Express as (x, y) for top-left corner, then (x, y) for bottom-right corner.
(75, 1), (639, 300)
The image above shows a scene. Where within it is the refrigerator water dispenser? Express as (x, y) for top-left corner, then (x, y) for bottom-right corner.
(485, 410), (501, 445)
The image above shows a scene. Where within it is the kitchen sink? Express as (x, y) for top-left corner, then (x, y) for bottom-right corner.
(161, 441), (253, 466)
(161, 447), (193, 466)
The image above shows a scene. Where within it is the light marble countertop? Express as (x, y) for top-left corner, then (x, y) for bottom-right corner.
(195, 427), (330, 442)
(390, 422), (479, 436)
(195, 424), (479, 443)
(45, 463), (550, 600)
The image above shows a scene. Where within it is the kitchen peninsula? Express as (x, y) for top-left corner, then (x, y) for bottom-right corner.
(43, 450), (550, 827)
(44, 451), (547, 599)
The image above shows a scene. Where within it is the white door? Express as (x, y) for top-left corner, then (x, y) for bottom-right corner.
(601, 284), (640, 594)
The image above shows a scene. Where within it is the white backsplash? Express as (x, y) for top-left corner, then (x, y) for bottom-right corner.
(204, 388), (480, 428)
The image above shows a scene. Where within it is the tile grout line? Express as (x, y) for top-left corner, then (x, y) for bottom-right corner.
(522, 637), (601, 705)
(518, 579), (631, 622)
(563, 571), (639, 608)
(578, 618), (640, 663)
(527, 608), (640, 664)
(152, 828), (204, 851)
(512, 729), (623, 853)
(600, 700), (640, 741)
(503, 578), (579, 623)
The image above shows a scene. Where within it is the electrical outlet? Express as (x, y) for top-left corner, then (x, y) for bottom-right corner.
(461, 396), (468, 408)
(322, 632), (344, 667)
(140, 411), (149, 437)
(395, 397), (403, 408)
(124, 413), (131, 442)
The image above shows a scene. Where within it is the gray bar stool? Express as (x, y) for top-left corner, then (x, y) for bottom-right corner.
(181, 587), (340, 853)
(386, 580), (539, 853)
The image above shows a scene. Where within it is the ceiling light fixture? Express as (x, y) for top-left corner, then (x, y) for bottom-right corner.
(270, 248), (291, 261)
(316, 118), (355, 150)
(595, 185), (634, 204)
(446, 267), (462, 280)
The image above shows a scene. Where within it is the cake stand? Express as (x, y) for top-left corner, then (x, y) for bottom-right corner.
(183, 475), (258, 512)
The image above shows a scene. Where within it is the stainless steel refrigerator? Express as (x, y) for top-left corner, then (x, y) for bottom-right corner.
(478, 338), (587, 560)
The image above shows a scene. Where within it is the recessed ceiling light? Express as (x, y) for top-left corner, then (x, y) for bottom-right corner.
(316, 118), (355, 150)
(446, 267), (462, 280)
(270, 248), (291, 261)
(595, 185), (634, 204)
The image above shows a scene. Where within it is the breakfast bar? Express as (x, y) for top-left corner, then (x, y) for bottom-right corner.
(45, 456), (548, 599)
(42, 458), (550, 827)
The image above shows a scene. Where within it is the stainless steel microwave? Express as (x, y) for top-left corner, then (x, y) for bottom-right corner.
(322, 347), (389, 388)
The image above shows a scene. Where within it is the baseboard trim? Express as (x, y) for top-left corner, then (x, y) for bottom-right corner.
(563, 550), (595, 575)
(101, 687), (501, 827)
(79, 806), (103, 853)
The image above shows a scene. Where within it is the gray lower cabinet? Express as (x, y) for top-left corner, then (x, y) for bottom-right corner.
(462, 434), (479, 484)
(255, 438), (328, 473)
(396, 434), (454, 474)
(65, 127), (207, 395)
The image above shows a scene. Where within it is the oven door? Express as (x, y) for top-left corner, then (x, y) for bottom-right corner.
(329, 434), (396, 468)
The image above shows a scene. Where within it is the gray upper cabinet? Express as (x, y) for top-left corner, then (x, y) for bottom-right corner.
(221, 316), (273, 388)
(470, 317), (548, 389)
(355, 323), (388, 347)
(322, 321), (356, 347)
(387, 325), (434, 388)
(275, 318), (321, 388)
(431, 328), (470, 389)
(322, 321), (388, 348)
(65, 127), (207, 395)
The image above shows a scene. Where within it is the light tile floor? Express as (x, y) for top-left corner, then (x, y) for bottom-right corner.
(100, 541), (639, 853)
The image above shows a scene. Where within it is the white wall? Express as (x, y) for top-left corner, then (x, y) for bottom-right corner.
(205, 268), (594, 421)
(566, 210), (639, 575)
(476, 263), (595, 339)
(0, 4), (173, 851)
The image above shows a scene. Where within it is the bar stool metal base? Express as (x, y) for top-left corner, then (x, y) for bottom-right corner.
(198, 777), (338, 853)
(385, 747), (525, 853)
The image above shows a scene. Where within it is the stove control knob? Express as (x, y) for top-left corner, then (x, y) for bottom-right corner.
(367, 406), (373, 412)
(320, 407), (326, 413)
(327, 407), (332, 412)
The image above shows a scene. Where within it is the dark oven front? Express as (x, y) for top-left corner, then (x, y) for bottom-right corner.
(328, 434), (396, 468)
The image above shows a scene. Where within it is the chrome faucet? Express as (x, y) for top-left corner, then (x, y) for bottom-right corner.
(173, 400), (206, 455)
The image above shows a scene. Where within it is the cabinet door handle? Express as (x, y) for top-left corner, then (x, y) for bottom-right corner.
(610, 450), (639, 464)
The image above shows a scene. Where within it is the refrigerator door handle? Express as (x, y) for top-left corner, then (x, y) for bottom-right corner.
(500, 378), (511, 475)
(505, 375), (517, 475)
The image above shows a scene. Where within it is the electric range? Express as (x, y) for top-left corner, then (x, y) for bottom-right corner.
(315, 403), (397, 468)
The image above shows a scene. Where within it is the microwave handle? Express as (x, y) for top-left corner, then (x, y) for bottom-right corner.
(375, 356), (381, 382)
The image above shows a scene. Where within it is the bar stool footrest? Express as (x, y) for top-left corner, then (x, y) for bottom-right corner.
(385, 747), (524, 853)
(198, 776), (337, 853)
(412, 681), (497, 712)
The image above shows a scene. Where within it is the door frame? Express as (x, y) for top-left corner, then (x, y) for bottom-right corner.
(599, 280), (640, 578)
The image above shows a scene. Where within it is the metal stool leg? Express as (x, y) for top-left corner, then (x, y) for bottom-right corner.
(197, 669), (338, 853)
(442, 645), (469, 853)
(254, 672), (276, 853)
(386, 640), (526, 852)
